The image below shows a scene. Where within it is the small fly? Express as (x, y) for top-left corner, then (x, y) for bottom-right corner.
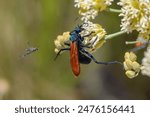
(21, 47), (38, 58)
(20, 42), (38, 58)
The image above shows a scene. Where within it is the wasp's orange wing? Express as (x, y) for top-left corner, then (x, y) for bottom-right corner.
(70, 42), (80, 77)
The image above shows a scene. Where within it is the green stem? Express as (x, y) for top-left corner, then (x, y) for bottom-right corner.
(106, 8), (122, 13)
(105, 31), (126, 40)
(125, 41), (139, 45)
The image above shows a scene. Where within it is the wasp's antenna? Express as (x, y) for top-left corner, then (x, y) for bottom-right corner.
(70, 16), (83, 29)
(74, 17), (80, 22)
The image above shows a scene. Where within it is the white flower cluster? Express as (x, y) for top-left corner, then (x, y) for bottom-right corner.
(54, 32), (70, 53)
(141, 47), (150, 77)
(74, 0), (114, 22)
(118, 0), (150, 40)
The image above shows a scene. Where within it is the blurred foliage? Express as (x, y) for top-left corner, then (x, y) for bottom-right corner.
(0, 0), (150, 100)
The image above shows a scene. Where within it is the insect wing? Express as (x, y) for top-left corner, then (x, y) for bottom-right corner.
(79, 51), (91, 64)
(70, 42), (80, 76)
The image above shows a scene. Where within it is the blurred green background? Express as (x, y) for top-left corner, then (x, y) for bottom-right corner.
(0, 0), (150, 100)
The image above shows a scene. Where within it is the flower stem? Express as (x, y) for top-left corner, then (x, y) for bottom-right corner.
(125, 41), (139, 45)
(106, 8), (122, 13)
(105, 31), (126, 40)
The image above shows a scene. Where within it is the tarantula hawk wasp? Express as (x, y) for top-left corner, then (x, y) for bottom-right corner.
(55, 24), (122, 76)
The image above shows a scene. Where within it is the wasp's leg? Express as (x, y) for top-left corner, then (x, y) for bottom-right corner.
(80, 36), (98, 49)
(78, 40), (93, 48)
(82, 32), (94, 38)
(64, 42), (70, 46)
(78, 32), (94, 43)
(80, 43), (91, 48)
(85, 36), (98, 47)
(54, 48), (70, 60)
(81, 49), (122, 65)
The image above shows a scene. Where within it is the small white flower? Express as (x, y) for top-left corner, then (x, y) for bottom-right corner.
(141, 47), (150, 77)
(105, 0), (114, 6)
(80, 9), (98, 22)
